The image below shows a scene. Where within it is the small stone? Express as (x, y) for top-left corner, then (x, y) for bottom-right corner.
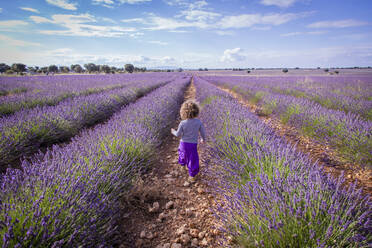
(146, 231), (154, 239)
(135, 239), (144, 247)
(151, 224), (157, 229)
(140, 231), (146, 239)
(176, 225), (186, 235)
(166, 201), (174, 209)
(183, 181), (190, 187)
(198, 231), (206, 239)
(159, 212), (166, 221)
(185, 208), (193, 217)
(181, 234), (190, 244)
(160, 159), (164, 163)
(189, 229), (199, 238)
(155, 244), (163, 248)
(171, 243), (181, 248)
(149, 202), (160, 213)
(200, 238), (208, 246)
(197, 187), (204, 194)
(167, 155), (172, 159)
(165, 174), (172, 178)
(191, 238), (199, 247)
(163, 243), (171, 248)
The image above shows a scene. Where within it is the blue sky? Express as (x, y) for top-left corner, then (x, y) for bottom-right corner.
(0, 0), (371, 68)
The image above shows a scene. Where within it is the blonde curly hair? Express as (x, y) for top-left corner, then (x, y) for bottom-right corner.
(180, 100), (200, 120)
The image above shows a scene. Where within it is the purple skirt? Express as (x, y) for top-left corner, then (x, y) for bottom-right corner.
(178, 141), (199, 177)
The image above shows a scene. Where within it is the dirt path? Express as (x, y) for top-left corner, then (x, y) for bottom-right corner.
(120, 80), (224, 248)
(218, 86), (372, 197)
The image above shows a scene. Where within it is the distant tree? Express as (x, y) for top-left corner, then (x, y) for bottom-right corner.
(198, 68), (203, 71)
(204, 68), (208, 71)
(28, 67), (38, 74)
(167, 69), (171, 72)
(125, 64), (134, 73)
(5, 69), (15, 75)
(100, 65), (111, 74)
(295, 67), (300, 70)
(0, 63), (10, 74)
(59, 66), (70, 73)
(84, 63), (99, 73)
(324, 68), (329, 72)
(317, 67), (321, 69)
(282, 68), (289, 73)
(177, 68), (183, 72)
(247, 70), (251, 73)
(48, 65), (58, 73)
(71, 64), (83, 73)
(11, 63), (27, 74)
(40, 67), (48, 74)
(334, 70), (339, 74)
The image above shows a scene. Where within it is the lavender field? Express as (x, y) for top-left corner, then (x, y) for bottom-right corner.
(0, 71), (371, 247)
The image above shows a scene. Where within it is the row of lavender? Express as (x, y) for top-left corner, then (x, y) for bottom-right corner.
(202, 75), (372, 167)
(201, 75), (372, 120)
(0, 73), (173, 116)
(0, 76), (190, 247)
(194, 76), (371, 247)
(0, 75), (173, 173)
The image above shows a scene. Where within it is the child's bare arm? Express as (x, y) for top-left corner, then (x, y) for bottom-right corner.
(171, 123), (183, 137)
(200, 122), (206, 143)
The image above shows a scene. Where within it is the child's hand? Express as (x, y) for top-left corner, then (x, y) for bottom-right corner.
(171, 128), (175, 133)
(200, 139), (204, 144)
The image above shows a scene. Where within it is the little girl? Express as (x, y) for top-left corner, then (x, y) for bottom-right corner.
(171, 100), (206, 183)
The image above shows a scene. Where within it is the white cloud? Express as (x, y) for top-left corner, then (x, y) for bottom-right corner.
(307, 19), (368, 28)
(281, 30), (326, 36)
(148, 40), (168, 45)
(218, 12), (310, 29)
(144, 15), (197, 30)
(92, 0), (115, 8)
(30, 14), (137, 37)
(46, 0), (77, 10)
(0, 20), (29, 31)
(177, 9), (221, 22)
(188, 0), (208, 9)
(30, 16), (53, 23)
(260, 0), (298, 8)
(163, 0), (188, 6)
(121, 18), (146, 23)
(215, 30), (234, 35)
(118, 0), (151, 4)
(220, 48), (246, 62)
(101, 17), (116, 23)
(0, 34), (41, 47)
(20, 7), (40, 13)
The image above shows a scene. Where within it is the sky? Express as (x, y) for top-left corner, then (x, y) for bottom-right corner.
(0, 0), (371, 69)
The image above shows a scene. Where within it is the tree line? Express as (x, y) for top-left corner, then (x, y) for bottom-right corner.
(0, 63), (148, 75)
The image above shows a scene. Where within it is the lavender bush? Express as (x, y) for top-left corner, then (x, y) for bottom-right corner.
(0, 75), (190, 247)
(194, 76), (371, 247)
(202, 76), (372, 167)
(0, 79), (167, 172)
(0, 73), (175, 116)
